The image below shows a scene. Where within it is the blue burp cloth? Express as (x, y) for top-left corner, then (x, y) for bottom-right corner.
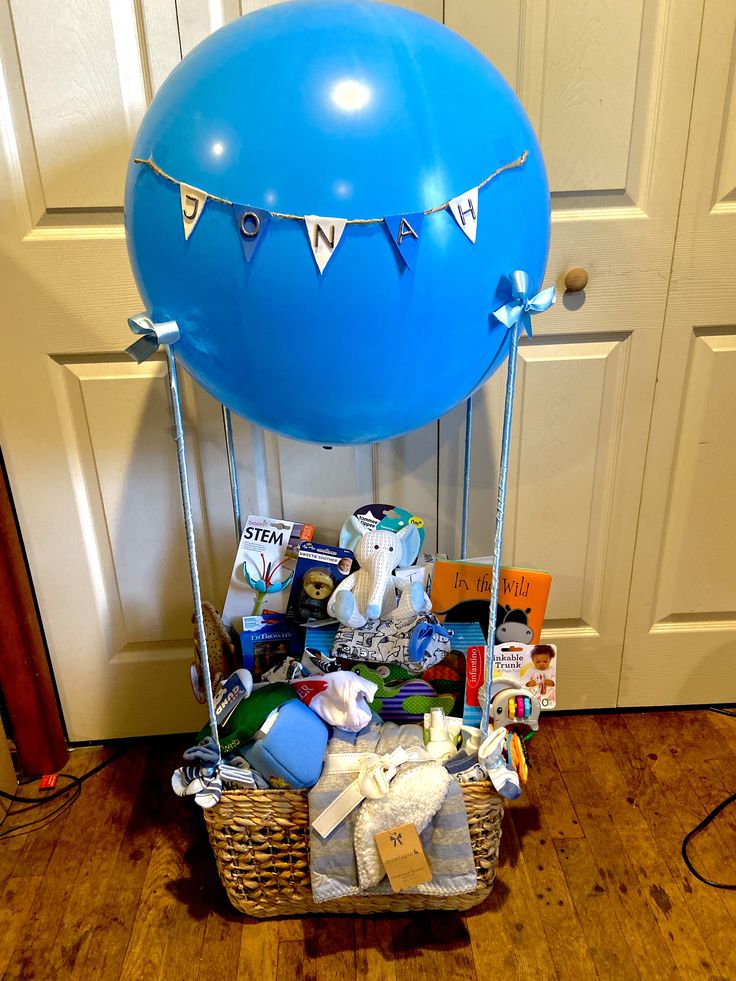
(244, 700), (328, 788)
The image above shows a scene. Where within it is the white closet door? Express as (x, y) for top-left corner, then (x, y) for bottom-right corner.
(620, 0), (736, 706)
(440, 0), (702, 708)
(0, 0), (238, 740)
(0, 0), (442, 741)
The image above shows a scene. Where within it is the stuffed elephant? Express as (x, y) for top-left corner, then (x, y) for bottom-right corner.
(327, 514), (431, 628)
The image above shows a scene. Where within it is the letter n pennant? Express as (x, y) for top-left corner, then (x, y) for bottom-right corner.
(232, 205), (271, 262)
(383, 212), (424, 270)
(304, 216), (347, 273)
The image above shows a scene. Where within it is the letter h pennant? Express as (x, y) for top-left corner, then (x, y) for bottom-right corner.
(447, 187), (479, 243)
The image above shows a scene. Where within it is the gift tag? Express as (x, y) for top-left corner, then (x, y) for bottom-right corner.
(374, 823), (432, 891)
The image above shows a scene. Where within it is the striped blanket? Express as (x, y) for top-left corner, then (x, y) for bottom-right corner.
(308, 716), (477, 902)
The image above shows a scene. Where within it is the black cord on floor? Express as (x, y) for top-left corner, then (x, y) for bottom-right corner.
(0, 746), (128, 841)
(680, 708), (736, 890)
(708, 706), (736, 719)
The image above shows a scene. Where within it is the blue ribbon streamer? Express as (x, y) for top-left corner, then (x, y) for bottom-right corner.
(480, 271), (555, 736)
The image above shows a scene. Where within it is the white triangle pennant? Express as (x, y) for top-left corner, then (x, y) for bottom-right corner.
(447, 186), (479, 243)
(180, 183), (208, 240)
(304, 215), (348, 273)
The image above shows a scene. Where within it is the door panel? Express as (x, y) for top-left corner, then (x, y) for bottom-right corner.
(620, 0), (736, 706)
(0, 0), (444, 739)
(440, 0), (702, 708)
(0, 0), (211, 739)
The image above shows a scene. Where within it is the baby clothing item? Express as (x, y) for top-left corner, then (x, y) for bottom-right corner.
(171, 765), (222, 809)
(331, 613), (451, 674)
(308, 716), (477, 902)
(243, 699), (328, 788)
(291, 671), (378, 732)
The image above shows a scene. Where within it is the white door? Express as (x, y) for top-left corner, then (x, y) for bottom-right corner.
(440, 0), (703, 708)
(0, 0), (709, 740)
(0, 0), (442, 741)
(619, 0), (736, 706)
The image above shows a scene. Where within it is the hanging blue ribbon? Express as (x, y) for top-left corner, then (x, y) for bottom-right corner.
(492, 270), (555, 338)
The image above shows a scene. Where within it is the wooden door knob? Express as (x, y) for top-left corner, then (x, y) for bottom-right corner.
(564, 267), (589, 292)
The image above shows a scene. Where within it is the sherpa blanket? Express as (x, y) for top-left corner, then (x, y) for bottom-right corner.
(308, 715), (477, 902)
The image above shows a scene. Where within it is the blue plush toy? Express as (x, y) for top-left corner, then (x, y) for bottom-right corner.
(242, 700), (328, 789)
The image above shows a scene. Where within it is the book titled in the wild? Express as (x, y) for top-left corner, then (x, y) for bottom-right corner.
(429, 560), (551, 646)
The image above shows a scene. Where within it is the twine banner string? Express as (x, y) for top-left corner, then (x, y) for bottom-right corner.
(133, 150), (529, 223)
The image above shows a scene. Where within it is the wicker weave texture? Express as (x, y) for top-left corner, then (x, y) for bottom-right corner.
(204, 782), (504, 917)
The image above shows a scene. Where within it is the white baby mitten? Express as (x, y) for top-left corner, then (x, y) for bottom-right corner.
(291, 671), (378, 732)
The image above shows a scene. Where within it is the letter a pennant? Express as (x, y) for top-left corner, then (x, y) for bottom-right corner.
(304, 216), (347, 273)
(383, 212), (424, 270)
(180, 184), (208, 240)
(447, 187), (479, 243)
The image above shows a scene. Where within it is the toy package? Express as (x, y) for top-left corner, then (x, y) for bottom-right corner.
(350, 503), (426, 550)
(222, 515), (314, 626)
(463, 640), (558, 726)
(304, 620), (481, 723)
(238, 613), (304, 681)
(494, 642), (557, 708)
(285, 542), (354, 625)
(430, 560), (551, 644)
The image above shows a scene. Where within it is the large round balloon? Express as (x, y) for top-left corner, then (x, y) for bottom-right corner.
(125, 0), (550, 444)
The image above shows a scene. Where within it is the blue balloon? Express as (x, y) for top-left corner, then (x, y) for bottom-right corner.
(125, 0), (550, 445)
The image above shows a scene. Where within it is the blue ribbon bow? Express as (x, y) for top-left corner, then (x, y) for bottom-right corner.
(126, 313), (180, 363)
(492, 270), (555, 338)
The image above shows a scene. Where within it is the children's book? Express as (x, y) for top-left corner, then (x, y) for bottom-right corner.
(222, 515), (314, 626)
(430, 560), (551, 646)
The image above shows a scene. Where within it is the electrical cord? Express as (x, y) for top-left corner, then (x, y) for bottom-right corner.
(680, 707), (736, 890)
(0, 746), (128, 841)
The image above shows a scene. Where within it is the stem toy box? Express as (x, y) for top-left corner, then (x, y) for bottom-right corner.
(222, 515), (314, 626)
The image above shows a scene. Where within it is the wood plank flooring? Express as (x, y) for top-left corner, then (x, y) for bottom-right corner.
(0, 709), (735, 980)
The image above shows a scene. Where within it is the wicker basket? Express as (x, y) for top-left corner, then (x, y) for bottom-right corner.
(203, 781), (504, 916)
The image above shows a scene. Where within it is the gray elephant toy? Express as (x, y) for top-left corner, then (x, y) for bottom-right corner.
(326, 514), (430, 629)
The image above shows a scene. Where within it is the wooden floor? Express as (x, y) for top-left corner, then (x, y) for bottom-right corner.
(0, 709), (735, 980)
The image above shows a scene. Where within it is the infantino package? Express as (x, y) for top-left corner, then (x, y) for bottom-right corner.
(494, 642), (557, 709)
(464, 641), (558, 725)
(285, 542), (354, 625)
(222, 515), (314, 626)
